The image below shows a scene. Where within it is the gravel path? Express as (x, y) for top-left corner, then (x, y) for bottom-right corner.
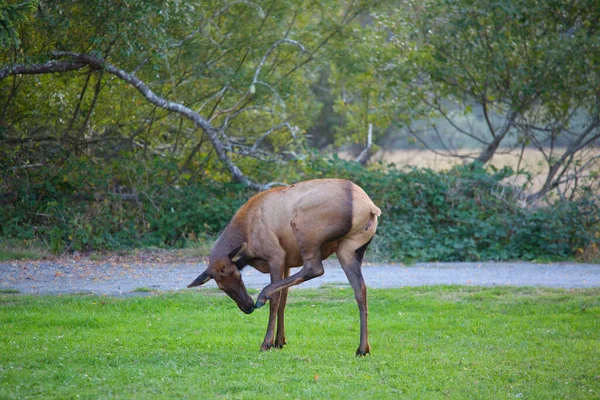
(1, 257), (599, 295)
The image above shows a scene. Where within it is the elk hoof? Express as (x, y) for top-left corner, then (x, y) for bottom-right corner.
(255, 293), (269, 309)
(356, 348), (371, 357)
(260, 342), (274, 351)
(255, 299), (266, 309)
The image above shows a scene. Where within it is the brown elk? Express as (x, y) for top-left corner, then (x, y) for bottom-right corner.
(187, 179), (381, 355)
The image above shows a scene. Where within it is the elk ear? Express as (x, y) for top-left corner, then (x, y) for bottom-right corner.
(187, 270), (212, 288)
(229, 242), (247, 263)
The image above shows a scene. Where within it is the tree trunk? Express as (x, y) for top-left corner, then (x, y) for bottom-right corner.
(472, 134), (506, 165)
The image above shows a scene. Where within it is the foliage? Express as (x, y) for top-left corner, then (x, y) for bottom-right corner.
(1, 287), (599, 398)
(1, 0), (367, 183)
(300, 157), (599, 262)
(330, 0), (600, 199)
(0, 0), (36, 48)
(1, 151), (598, 262)
(0, 0), (599, 260)
(0, 153), (249, 253)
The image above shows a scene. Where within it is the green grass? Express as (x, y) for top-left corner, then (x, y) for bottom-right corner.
(1, 287), (599, 399)
(0, 241), (49, 261)
(132, 287), (160, 293)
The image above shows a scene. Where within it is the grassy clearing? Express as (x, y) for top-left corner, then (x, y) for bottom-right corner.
(1, 287), (599, 399)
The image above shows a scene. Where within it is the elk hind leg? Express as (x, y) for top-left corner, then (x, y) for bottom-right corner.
(274, 289), (289, 348)
(337, 238), (372, 356)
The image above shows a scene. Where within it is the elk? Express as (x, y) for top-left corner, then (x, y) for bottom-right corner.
(187, 179), (381, 355)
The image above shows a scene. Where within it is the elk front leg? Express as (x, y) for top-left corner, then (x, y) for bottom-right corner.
(260, 290), (281, 351)
(260, 257), (285, 351)
(255, 254), (323, 308)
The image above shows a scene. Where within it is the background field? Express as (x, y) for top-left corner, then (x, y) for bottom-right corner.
(1, 286), (599, 399)
(367, 147), (600, 194)
(374, 148), (551, 171)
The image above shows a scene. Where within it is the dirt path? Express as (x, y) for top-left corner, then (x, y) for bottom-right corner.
(1, 253), (599, 295)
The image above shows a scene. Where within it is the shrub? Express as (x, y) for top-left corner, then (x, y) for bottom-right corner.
(1, 153), (598, 261)
(0, 155), (249, 252)
(294, 156), (599, 262)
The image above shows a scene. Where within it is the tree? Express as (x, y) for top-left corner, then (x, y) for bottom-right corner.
(335, 0), (600, 201)
(1, 0), (371, 191)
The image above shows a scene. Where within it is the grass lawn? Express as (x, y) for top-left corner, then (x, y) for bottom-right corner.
(1, 286), (599, 399)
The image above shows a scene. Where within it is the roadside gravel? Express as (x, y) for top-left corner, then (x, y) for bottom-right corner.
(1, 255), (599, 295)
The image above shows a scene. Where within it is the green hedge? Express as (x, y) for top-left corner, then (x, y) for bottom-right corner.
(1, 155), (598, 261)
(308, 158), (598, 262)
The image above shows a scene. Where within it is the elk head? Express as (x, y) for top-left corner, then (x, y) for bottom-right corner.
(187, 243), (254, 314)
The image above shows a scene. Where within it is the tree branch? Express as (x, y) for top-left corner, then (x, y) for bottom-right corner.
(0, 52), (268, 190)
(251, 38), (307, 87)
(0, 59), (86, 79)
(250, 122), (294, 152)
(526, 119), (600, 203)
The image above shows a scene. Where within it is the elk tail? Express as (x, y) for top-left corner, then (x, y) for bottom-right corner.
(364, 204), (381, 231)
(370, 204), (381, 217)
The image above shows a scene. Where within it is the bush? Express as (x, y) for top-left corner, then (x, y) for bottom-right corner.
(0, 153), (598, 261)
(293, 156), (599, 262)
(0, 155), (249, 252)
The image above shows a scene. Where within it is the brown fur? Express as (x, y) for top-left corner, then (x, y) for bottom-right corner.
(188, 178), (381, 355)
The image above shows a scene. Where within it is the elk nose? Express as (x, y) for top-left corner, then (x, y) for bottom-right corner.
(242, 305), (254, 314)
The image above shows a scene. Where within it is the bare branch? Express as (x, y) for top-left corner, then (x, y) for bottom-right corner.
(526, 120), (600, 203)
(251, 39), (307, 87)
(9, 163), (43, 170)
(197, 85), (230, 113)
(415, 90), (486, 143)
(254, 80), (286, 108)
(214, 1), (265, 21)
(221, 104), (287, 132)
(405, 124), (476, 160)
(250, 122), (294, 152)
